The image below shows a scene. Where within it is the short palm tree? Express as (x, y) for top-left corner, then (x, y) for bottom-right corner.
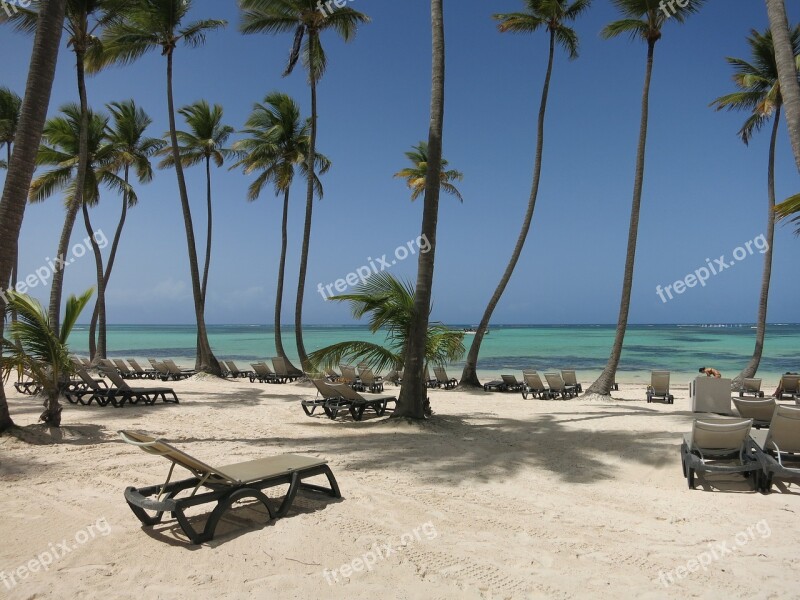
(86, 99), (165, 355)
(30, 104), (132, 361)
(1, 288), (94, 427)
(240, 0), (370, 373)
(308, 272), (465, 375)
(459, 0), (590, 389)
(231, 92), (330, 374)
(90, 0), (227, 374)
(585, 0), (706, 398)
(0, 0), (68, 434)
(394, 141), (463, 202)
(711, 26), (800, 384)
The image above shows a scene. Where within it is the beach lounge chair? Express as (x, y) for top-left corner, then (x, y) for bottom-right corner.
(751, 405), (800, 492)
(358, 367), (384, 393)
(338, 365), (361, 389)
(483, 378), (506, 392)
(148, 359), (171, 380)
(501, 374), (523, 392)
(433, 366), (458, 389)
(646, 371), (674, 404)
(424, 367), (438, 388)
(128, 359), (157, 380)
(13, 369), (42, 395)
(733, 397), (776, 429)
(561, 370), (582, 393)
(272, 357), (300, 383)
(327, 383), (396, 421)
(522, 370), (550, 399)
(777, 374), (800, 400)
(249, 362), (278, 383)
(737, 378), (765, 398)
(305, 379), (344, 416)
(680, 417), (761, 490)
(325, 368), (340, 382)
(64, 367), (116, 406)
(79, 357), (93, 369)
(164, 359), (196, 380)
(99, 366), (179, 407)
(118, 430), (341, 544)
(544, 372), (577, 398)
(224, 360), (253, 379)
(112, 359), (140, 380)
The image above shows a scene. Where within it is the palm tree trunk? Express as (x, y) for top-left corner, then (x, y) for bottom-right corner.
(89, 166), (129, 355)
(765, 0), (800, 171)
(0, 0), (68, 433)
(165, 49), (221, 376)
(276, 188), (300, 372)
(82, 202), (106, 360)
(49, 39), (90, 332)
(460, 29), (556, 388)
(585, 39), (657, 397)
(295, 75), (318, 373)
(734, 109), (780, 385)
(395, 0), (445, 419)
(194, 156), (214, 361)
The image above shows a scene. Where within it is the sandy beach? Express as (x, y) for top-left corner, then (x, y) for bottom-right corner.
(1, 375), (798, 599)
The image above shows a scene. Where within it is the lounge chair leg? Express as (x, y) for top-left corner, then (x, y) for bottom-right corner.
(276, 472), (301, 518)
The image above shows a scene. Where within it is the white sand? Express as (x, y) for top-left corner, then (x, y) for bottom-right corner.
(1, 376), (798, 599)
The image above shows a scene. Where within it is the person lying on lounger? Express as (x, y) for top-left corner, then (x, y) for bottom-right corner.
(699, 367), (722, 378)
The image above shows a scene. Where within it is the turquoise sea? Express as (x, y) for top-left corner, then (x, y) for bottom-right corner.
(67, 324), (800, 384)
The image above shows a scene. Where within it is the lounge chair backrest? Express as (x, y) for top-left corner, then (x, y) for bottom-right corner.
(523, 371), (546, 391)
(251, 362), (273, 377)
(650, 371), (671, 395)
(272, 357), (289, 376)
(781, 374), (800, 394)
(433, 366), (449, 382)
(128, 359), (146, 373)
(113, 359), (130, 373)
(71, 357), (84, 369)
(359, 368), (377, 385)
(501, 374), (519, 387)
(312, 379), (344, 399)
(80, 357), (92, 367)
(690, 418), (752, 453)
(742, 378), (762, 393)
(329, 383), (362, 402)
(100, 366), (132, 391)
(225, 360), (239, 373)
(340, 365), (357, 383)
(733, 397), (775, 423)
(326, 368), (340, 378)
(149, 359), (169, 375)
(765, 405), (800, 453)
(75, 367), (103, 390)
(424, 367), (432, 382)
(164, 359), (186, 374)
(544, 372), (565, 391)
(561, 370), (578, 387)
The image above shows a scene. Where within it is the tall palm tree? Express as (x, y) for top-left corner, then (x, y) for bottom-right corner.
(459, 0), (591, 388)
(394, 141), (463, 202)
(1, 288), (93, 427)
(396, 0), (445, 419)
(0, 87), (23, 330)
(9, 0), (122, 331)
(0, 0), (68, 433)
(711, 27), (800, 385)
(584, 0), (705, 398)
(239, 0), (370, 372)
(765, 0), (800, 171)
(91, 0), (227, 375)
(308, 272), (465, 373)
(86, 100), (165, 354)
(30, 104), (133, 361)
(231, 92), (330, 373)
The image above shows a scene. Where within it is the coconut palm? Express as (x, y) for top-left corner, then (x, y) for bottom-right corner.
(29, 104), (133, 361)
(711, 26), (800, 385)
(308, 272), (465, 375)
(584, 0), (706, 398)
(775, 192), (800, 231)
(765, 0), (800, 171)
(0, 0), (68, 433)
(239, 0), (370, 373)
(0, 87), (23, 331)
(90, 0), (227, 375)
(459, 0), (591, 389)
(86, 100), (165, 355)
(397, 0), (445, 419)
(1, 288), (93, 427)
(394, 141), (463, 202)
(231, 92), (330, 374)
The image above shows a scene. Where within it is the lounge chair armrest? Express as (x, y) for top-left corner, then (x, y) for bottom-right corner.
(124, 485), (178, 513)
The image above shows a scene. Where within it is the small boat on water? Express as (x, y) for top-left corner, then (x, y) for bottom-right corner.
(463, 327), (489, 335)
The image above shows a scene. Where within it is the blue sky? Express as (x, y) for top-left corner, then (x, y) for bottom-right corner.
(1, 0), (799, 326)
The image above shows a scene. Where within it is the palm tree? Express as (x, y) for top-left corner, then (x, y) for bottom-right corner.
(239, 0), (370, 372)
(394, 141), (463, 202)
(765, 0), (800, 171)
(29, 104), (132, 362)
(0, 0), (68, 433)
(775, 192), (800, 230)
(1, 289), (94, 427)
(584, 0), (705, 398)
(91, 0), (227, 375)
(231, 92), (330, 374)
(396, 0), (445, 419)
(711, 26), (800, 386)
(0, 87), (23, 330)
(86, 100), (165, 354)
(459, 0), (591, 389)
(8, 0), (122, 331)
(308, 272), (465, 374)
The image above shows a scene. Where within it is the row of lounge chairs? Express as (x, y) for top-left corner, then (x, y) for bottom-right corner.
(481, 370), (581, 399)
(74, 357), (196, 381)
(304, 379), (396, 421)
(65, 365), (179, 408)
(229, 358), (301, 384)
(681, 404), (800, 492)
